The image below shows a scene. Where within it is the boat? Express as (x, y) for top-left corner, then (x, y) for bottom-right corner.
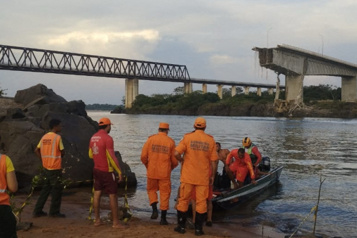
(211, 166), (283, 210)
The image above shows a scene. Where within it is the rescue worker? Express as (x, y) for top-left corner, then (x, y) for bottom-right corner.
(242, 137), (262, 167)
(226, 148), (256, 188)
(191, 164), (214, 227)
(0, 153), (18, 238)
(89, 117), (125, 229)
(174, 117), (218, 236)
(141, 122), (178, 225)
(33, 119), (65, 218)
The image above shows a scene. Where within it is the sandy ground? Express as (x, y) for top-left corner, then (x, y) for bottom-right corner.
(11, 189), (288, 238)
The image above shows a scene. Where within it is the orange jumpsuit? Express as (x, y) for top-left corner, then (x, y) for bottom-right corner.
(175, 130), (218, 214)
(141, 132), (178, 210)
(226, 149), (255, 183)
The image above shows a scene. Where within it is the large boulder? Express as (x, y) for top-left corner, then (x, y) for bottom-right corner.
(0, 84), (136, 190)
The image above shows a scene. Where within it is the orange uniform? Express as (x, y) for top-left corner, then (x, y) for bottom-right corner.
(0, 154), (15, 205)
(37, 132), (64, 170)
(175, 130), (218, 214)
(141, 131), (178, 210)
(226, 149), (255, 182)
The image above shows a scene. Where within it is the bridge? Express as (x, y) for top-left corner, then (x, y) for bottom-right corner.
(253, 44), (357, 106)
(0, 44), (280, 107)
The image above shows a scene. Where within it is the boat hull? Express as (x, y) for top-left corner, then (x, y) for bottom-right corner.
(212, 166), (283, 210)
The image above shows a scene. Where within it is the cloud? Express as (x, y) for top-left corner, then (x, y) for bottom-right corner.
(209, 55), (238, 65)
(1, 0), (357, 104)
(46, 30), (160, 46)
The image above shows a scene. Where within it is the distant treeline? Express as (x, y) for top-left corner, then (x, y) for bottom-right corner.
(123, 84), (341, 115)
(85, 103), (118, 111)
(86, 84), (343, 116)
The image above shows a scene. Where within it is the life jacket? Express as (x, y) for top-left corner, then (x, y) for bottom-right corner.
(247, 143), (258, 164)
(246, 143), (256, 155)
(0, 154), (10, 205)
(40, 132), (62, 170)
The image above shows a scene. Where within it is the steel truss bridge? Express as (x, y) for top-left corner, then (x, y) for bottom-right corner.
(0, 44), (190, 82)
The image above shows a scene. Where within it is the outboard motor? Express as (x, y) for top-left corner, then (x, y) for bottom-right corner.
(259, 156), (271, 172)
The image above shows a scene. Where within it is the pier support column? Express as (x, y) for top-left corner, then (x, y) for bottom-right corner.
(244, 86), (250, 95)
(125, 78), (139, 108)
(217, 85), (223, 99)
(184, 82), (193, 94)
(268, 88), (274, 95)
(202, 83), (207, 94)
(257, 87), (262, 96)
(231, 86), (236, 97)
(341, 76), (357, 102)
(285, 74), (304, 105)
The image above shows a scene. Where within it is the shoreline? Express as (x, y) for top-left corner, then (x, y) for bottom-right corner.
(13, 189), (287, 238)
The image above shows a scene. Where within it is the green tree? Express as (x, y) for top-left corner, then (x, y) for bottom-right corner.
(173, 86), (184, 95)
(0, 85), (7, 96)
(304, 84), (341, 103)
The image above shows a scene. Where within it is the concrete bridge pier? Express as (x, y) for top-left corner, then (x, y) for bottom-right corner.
(217, 85), (223, 99)
(286, 74), (304, 105)
(202, 83), (207, 94)
(257, 87), (262, 96)
(342, 76), (357, 102)
(268, 88), (274, 95)
(231, 86), (236, 97)
(244, 86), (250, 95)
(125, 78), (139, 108)
(184, 82), (193, 94)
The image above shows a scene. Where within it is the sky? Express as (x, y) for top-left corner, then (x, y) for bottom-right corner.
(1, 0), (357, 105)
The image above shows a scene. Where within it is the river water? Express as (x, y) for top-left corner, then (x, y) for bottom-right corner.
(87, 111), (357, 238)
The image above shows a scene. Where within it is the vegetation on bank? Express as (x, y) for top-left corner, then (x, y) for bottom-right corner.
(85, 84), (357, 118)
(122, 84), (344, 116)
(85, 103), (117, 111)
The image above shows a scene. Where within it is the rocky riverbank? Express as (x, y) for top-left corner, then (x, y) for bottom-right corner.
(0, 84), (137, 190)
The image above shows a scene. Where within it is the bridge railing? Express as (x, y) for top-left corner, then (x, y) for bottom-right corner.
(0, 44), (190, 81)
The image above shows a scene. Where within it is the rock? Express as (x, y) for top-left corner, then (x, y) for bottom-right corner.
(14, 84), (66, 106)
(0, 84), (137, 190)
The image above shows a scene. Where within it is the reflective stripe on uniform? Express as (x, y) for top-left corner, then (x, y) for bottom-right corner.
(41, 135), (61, 160)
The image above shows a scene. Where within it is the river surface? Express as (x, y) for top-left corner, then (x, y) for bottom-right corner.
(87, 111), (357, 238)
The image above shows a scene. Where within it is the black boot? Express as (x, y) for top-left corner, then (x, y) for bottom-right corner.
(194, 212), (205, 236)
(174, 210), (186, 234)
(160, 210), (168, 225)
(151, 202), (158, 219)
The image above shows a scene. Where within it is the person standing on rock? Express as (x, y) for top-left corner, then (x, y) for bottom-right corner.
(33, 119), (66, 218)
(0, 153), (18, 238)
(89, 117), (125, 229)
(174, 117), (218, 236)
(141, 122), (178, 225)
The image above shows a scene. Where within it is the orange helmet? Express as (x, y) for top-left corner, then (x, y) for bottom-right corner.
(242, 137), (252, 147)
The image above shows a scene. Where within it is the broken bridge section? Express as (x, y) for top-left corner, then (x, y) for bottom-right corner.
(253, 44), (357, 106)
